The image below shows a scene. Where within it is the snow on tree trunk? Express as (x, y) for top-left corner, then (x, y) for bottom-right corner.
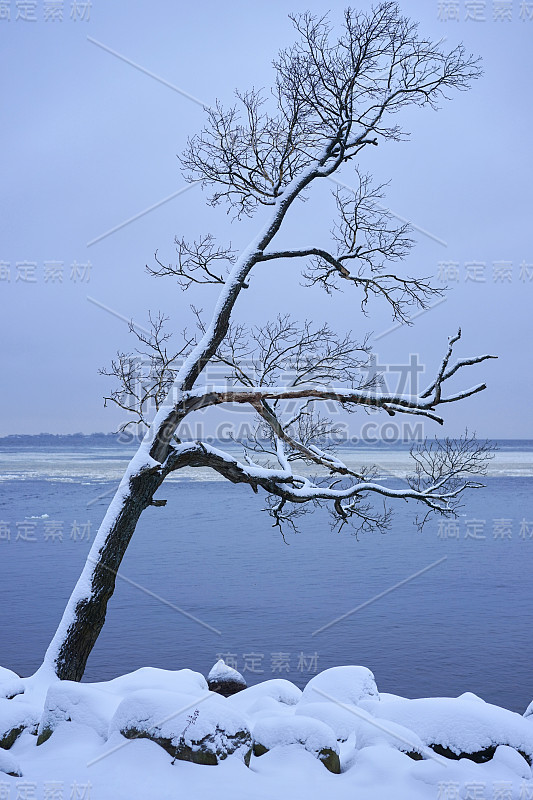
(41, 454), (164, 681)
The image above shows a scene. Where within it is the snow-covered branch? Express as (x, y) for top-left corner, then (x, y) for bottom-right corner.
(176, 329), (495, 424)
(162, 433), (493, 533)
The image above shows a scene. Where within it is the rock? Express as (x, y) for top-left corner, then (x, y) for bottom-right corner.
(37, 681), (120, 745)
(299, 666), (380, 711)
(110, 689), (252, 766)
(35, 668), (212, 747)
(375, 693), (533, 765)
(294, 699), (426, 757)
(252, 715), (341, 773)
(0, 698), (40, 749)
(207, 660), (246, 698)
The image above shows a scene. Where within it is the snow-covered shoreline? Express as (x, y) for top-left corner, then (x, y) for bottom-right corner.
(1, 661), (532, 799)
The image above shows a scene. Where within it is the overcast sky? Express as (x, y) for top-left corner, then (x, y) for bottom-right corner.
(1, 0), (531, 439)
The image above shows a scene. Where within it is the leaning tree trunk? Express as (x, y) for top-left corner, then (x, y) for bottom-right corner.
(40, 461), (166, 681)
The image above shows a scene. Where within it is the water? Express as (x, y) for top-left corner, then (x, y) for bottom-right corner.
(0, 436), (532, 713)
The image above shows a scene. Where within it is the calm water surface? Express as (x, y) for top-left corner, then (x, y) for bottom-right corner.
(0, 438), (532, 713)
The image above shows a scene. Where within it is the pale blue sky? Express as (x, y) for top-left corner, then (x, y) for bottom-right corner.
(1, 0), (531, 438)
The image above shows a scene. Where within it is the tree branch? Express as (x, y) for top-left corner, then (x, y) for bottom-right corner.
(162, 432), (493, 533)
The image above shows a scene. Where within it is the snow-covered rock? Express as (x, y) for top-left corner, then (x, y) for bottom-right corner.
(241, 694), (297, 720)
(492, 744), (532, 778)
(0, 667), (20, 685)
(109, 689), (252, 765)
(0, 667), (24, 700)
(94, 666), (208, 698)
(0, 697), (40, 749)
(226, 678), (302, 716)
(375, 692), (533, 762)
(252, 715), (340, 773)
(37, 680), (121, 744)
(294, 700), (426, 757)
(0, 747), (22, 777)
(2, 659), (533, 797)
(207, 659), (246, 697)
(298, 666), (379, 711)
(295, 700), (358, 742)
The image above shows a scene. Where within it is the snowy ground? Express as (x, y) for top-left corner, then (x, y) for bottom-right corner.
(1, 662), (532, 800)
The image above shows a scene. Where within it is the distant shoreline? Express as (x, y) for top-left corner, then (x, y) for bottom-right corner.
(1, 433), (532, 450)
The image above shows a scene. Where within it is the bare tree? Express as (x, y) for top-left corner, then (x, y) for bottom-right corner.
(37, 3), (494, 683)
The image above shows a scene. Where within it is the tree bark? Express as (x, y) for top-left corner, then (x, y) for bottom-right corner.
(41, 465), (165, 681)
